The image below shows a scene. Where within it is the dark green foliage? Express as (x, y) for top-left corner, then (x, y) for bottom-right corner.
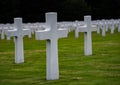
(0, 0), (120, 22)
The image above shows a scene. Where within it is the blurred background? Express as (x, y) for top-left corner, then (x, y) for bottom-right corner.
(0, 0), (120, 23)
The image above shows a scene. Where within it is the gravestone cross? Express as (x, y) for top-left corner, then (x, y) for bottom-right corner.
(75, 16), (97, 55)
(84, 16), (93, 56)
(0, 24), (5, 39)
(101, 20), (106, 36)
(6, 18), (31, 64)
(36, 12), (68, 80)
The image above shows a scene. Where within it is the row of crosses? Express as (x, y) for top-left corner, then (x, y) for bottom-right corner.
(2, 12), (97, 80)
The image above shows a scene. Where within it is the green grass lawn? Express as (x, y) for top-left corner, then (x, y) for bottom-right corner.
(0, 29), (120, 85)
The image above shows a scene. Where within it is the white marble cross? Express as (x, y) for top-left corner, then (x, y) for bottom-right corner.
(0, 24), (5, 39)
(0, 24), (9, 39)
(101, 20), (107, 36)
(75, 16), (97, 56)
(6, 18), (31, 64)
(110, 20), (115, 34)
(118, 21), (120, 32)
(36, 12), (68, 80)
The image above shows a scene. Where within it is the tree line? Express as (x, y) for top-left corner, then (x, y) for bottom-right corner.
(0, 0), (120, 23)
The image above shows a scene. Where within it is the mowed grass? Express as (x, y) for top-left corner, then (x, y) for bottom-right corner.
(0, 29), (120, 85)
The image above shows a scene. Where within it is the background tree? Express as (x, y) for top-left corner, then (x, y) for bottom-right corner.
(0, 0), (120, 23)
(59, 0), (91, 21)
(85, 0), (120, 19)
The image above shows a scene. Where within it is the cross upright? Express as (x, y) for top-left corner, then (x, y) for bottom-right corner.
(0, 24), (5, 39)
(6, 18), (31, 64)
(101, 20), (106, 36)
(75, 16), (97, 55)
(35, 12), (68, 80)
(84, 16), (97, 55)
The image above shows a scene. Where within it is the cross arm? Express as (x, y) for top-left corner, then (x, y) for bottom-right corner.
(77, 25), (97, 32)
(58, 28), (68, 38)
(92, 25), (97, 31)
(22, 29), (31, 38)
(6, 29), (18, 37)
(35, 29), (51, 40)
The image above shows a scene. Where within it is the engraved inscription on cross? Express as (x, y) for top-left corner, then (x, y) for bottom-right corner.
(6, 18), (31, 64)
(36, 12), (68, 80)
